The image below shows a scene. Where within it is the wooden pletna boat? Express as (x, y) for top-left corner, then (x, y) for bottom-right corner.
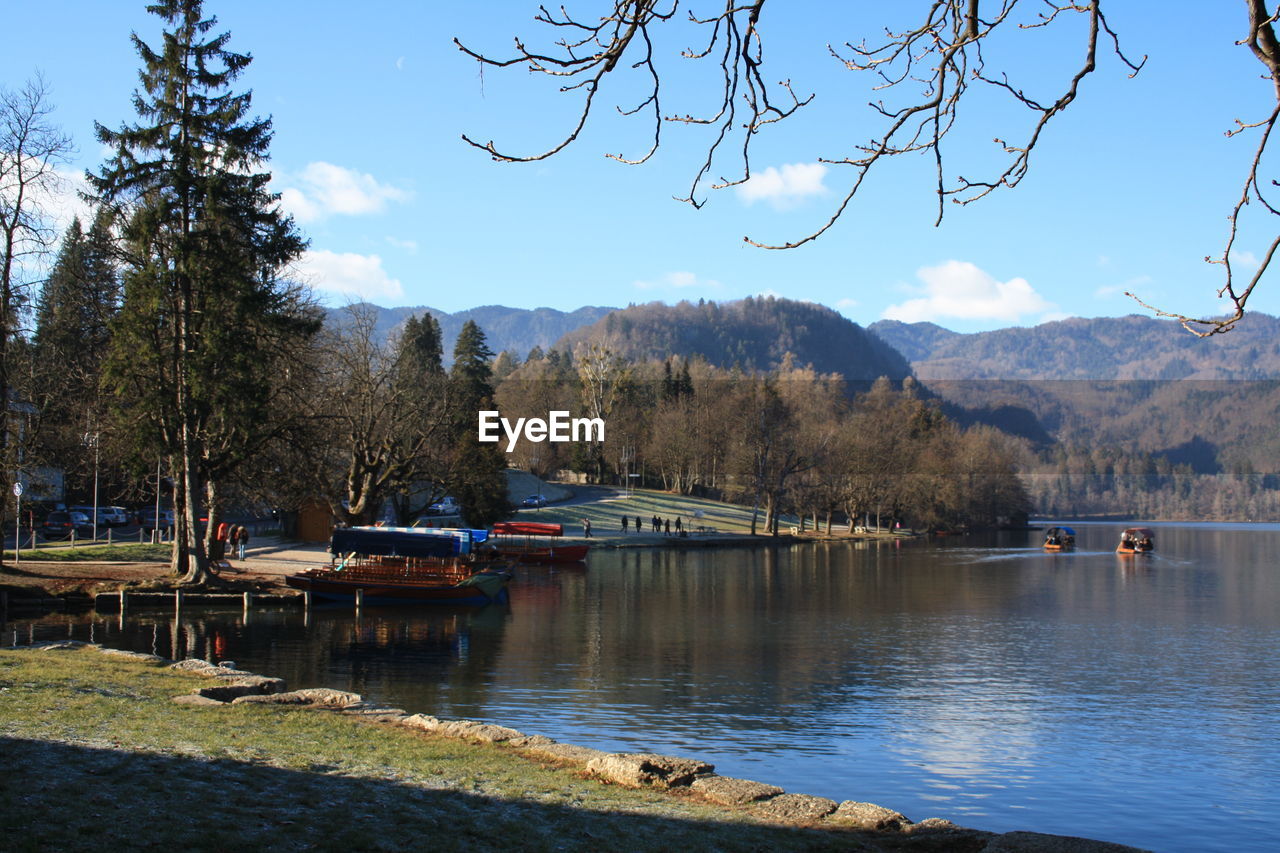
(286, 526), (512, 605)
(1043, 526), (1076, 551)
(1116, 527), (1154, 554)
(487, 521), (589, 564)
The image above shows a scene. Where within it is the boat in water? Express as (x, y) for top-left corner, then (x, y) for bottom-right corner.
(286, 526), (512, 605)
(1116, 527), (1155, 554)
(487, 521), (589, 564)
(1043, 526), (1076, 551)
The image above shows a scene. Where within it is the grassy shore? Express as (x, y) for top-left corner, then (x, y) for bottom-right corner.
(2, 542), (172, 562)
(0, 646), (879, 852)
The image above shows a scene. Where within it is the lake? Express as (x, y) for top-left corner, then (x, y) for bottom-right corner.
(9, 521), (1279, 852)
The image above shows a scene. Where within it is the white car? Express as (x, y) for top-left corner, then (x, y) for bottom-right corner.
(428, 497), (460, 515)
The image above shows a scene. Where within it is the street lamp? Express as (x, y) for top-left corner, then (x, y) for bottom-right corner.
(83, 431), (100, 541)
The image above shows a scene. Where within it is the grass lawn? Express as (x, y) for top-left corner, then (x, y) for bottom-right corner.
(2, 542), (172, 562)
(517, 488), (811, 540)
(0, 647), (878, 852)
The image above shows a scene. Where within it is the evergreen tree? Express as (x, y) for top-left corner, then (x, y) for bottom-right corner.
(448, 320), (510, 528)
(31, 209), (121, 497)
(89, 0), (312, 583)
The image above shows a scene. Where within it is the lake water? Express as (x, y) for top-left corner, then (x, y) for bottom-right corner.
(9, 522), (1279, 852)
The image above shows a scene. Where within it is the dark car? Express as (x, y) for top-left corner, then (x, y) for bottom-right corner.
(40, 510), (94, 540)
(521, 494), (547, 508)
(137, 507), (175, 531)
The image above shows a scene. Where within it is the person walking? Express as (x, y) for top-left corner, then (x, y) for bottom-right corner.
(664, 518), (671, 536)
(675, 516), (682, 535)
(636, 516), (643, 533)
(236, 525), (249, 560)
(583, 518), (592, 538)
(622, 516), (629, 534)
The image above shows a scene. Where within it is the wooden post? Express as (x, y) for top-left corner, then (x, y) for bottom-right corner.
(119, 589), (128, 613)
(303, 590), (311, 609)
(243, 591), (252, 610)
(354, 588), (363, 610)
(174, 589), (183, 614)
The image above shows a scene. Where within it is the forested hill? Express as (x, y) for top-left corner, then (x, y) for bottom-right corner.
(869, 313), (1280, 380)
(333, 303), (615, 362)
(554, 297), (913, 381)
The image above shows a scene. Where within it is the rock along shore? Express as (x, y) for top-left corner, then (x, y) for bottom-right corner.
(11, 640), (1149, 853)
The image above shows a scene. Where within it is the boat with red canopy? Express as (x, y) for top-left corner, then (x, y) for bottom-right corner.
(1116, 527), (1154, 554)
(488, 521), (589, 564)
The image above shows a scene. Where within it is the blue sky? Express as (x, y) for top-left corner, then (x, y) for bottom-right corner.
(4, 1), (1276, 332)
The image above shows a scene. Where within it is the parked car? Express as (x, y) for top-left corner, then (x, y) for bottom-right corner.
(69, 505), (129, 527)
(137, 507), (175, 531)
(40, 510), (94, 540)
(521, 494), (547, 508)
(426, 497), (460, 515)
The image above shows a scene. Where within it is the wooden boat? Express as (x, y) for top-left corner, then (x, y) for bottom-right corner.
(1043, 526), (1076, 551)
(488, 521), (589, 564)
(1116, 527), (1155, 554)
(285, 526), (512, 605)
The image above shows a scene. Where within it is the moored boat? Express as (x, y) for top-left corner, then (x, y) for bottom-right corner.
(286, 525), (512, 605)
(488, 521), (589, 564)
(1116, 527), (1154, 554)
(1043, 526), (1076, 551)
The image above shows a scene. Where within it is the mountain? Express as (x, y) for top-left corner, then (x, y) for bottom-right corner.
(333, 303), (616, 362)
(553, 296), (912, 381)
(868, 313), (1280, 380)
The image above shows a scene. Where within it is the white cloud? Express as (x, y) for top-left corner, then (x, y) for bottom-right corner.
(882, 260), (1054, 323)
(634, 270), (722, 291)
(836, 297), (859, 311)
(1095, 274), (1151, 300)
(386, 236), (419, 253)
(736, 162), (828, 209)
(277, 162), (409, 223)
(297, 249), (404, 301)
(1230, 249), (1260, 269)
(395, 56), (406, 71)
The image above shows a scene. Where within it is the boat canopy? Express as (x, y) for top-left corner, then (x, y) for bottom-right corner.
(492, 521), (564, 537)
(1046, 526), (1076, 537)
(1121, 527), (1154, 537)
(332, 525), (489, 558)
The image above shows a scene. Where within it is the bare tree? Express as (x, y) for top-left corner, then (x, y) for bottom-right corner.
(458, 2), (1280, 334)
(1, 75), (73, 544)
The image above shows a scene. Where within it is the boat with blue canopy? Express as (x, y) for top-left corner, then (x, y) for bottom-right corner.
(285, 525), (511, 605)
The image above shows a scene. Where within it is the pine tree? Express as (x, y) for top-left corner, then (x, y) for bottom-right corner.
(31, 209), (121, 495)
(448, 321), (510, 528)
(89, 0), (312, 583)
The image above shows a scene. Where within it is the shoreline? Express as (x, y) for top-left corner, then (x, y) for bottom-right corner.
(0, 641), (1148, 852)
(0, 528), (918, 608)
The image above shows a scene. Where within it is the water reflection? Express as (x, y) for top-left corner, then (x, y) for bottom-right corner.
(9, 522), (1280, 853)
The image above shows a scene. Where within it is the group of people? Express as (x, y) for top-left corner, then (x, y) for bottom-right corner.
(620, 515), (683, 536)
(211, 522), (251, 562)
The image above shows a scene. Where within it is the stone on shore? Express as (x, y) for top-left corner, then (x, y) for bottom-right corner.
(585, 753), (714, 789)
(689, 775), (784, 806)
(521, 742), (611, 766)
(97, 648), (167, 664)
(831, 800), (912, 831)
(230, 688), (362, 708)
(194, 674), (286, 702)
(750, 792), (839, 823)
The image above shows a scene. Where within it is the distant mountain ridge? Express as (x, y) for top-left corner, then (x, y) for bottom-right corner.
(869, 313), (1280, 380)
(332, 303), (616, 363)
(553, 296), (912, 381)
